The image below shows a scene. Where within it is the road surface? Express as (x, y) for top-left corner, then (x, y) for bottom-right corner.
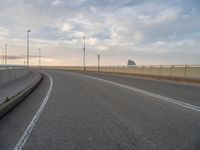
(0, 70), (200, 150)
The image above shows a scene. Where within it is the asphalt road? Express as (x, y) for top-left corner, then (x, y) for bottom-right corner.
(0, 70), (200, 150)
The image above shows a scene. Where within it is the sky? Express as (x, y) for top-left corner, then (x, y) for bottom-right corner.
(0, 0), (199, 66)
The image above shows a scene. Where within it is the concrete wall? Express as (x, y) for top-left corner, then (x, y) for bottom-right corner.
(40, 65), (200, 80)
(0, 68), (29, 84)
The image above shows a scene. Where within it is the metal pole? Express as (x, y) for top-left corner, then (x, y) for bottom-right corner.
(27, 31), (29, 67)
(98, 54), (100, 72)
(83, 36), (85, 71)
(5, 44), (7, 66)
(27, 30), (31, 67)
(2, 51), (4, 65)
(39, 48), (41, 68)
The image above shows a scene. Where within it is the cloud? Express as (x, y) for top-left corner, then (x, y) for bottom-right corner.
(51, 0), (62, 6)
(0, 55), (24, 60)
(60, 23), (72, 32)
(0, 27), (9, 40)
(0, 0), (199, 65)
(138, 7), (181, 25)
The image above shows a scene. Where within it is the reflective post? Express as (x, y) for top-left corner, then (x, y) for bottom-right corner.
(82, 36), (86, 71)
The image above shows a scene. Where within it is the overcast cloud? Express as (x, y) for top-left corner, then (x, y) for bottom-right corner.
(0, 0), (199, 66)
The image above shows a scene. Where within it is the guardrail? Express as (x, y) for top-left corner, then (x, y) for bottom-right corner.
(0, 65), (26, 69)
(0, 65), (29, 84)
(41, 65), (200, 80)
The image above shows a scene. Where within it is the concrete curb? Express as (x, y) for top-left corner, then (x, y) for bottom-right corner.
(0, 72), (43, 119)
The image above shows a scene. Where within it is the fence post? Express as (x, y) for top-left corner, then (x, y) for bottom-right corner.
(170, 65), (173, 78)
(184, 64), (187, 78)
(149, 66), (151, 75)
(141, 66), (143, 75)
(159, 65), (162, 76)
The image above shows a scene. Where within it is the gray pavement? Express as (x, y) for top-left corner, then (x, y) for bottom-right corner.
(0, 74), (50, 150)
(0, 71), (40, 104)
(0, 70), (200, 150)
(67, 71), (200, 107)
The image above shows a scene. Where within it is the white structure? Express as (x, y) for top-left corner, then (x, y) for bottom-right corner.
(127, 60), (136, 66)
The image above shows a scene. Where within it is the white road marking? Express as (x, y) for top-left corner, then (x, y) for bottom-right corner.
(13, 73), (53, 150)
(68, 72), (200, 112)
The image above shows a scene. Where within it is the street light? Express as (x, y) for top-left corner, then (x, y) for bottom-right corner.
(39, 48), (41, 68)
(5, 44), (8, 66)
(82, 36), (86, 71)
(27, 30), (31, 67)
(2, 51), (4, 65)
(98, 54), (100, 72)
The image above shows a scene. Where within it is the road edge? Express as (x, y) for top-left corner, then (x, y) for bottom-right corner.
(48, 69), (200, 85)
(0, 72), (43, 119)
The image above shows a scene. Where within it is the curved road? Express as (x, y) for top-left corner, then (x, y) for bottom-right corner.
(0, 70), (200, 150)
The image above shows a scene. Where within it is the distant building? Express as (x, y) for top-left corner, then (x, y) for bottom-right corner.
(127, 60), (136, 66)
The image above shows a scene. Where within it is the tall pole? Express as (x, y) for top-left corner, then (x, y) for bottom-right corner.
(27, 30), (31, 67)
(2, 51), (4, 65)
(39, 48), (41, 68)
(82, 36), (86, 71)
(98, 54), (100, 72)
(5, 44), (7, 66)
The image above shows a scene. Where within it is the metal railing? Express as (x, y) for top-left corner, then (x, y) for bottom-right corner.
(42, 64), (200, 79)
(0, 65), (27, 70)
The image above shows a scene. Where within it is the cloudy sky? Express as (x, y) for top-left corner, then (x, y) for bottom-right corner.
(0, 0), (199, 66)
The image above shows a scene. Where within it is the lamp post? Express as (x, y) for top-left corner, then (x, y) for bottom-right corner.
(27, 30), (31, 67)
(82, 36), (86, 71)
(5, 44), (8, 66)
(98, 54), (100, 72)
(2, 51), (3, 65)
(39, 48), (41, 68)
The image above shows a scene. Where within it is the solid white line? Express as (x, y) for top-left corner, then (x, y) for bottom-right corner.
(13, 73), (53, 150)
(68, 72), (200, 112)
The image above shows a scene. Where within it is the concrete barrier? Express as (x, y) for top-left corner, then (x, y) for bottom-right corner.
(0, 68), (29, 84)
(36, 65), (200, 81)
(0, 72), (42, 118)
